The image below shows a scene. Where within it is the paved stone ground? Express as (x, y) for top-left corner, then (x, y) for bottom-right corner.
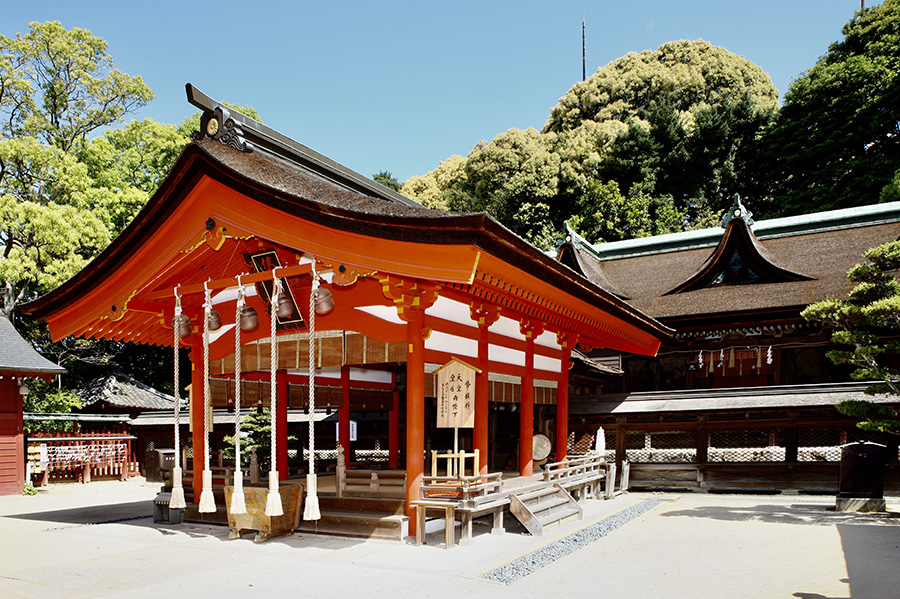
(2, 479), (899, 598)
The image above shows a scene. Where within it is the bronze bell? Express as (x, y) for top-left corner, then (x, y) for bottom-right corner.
(315, 287), (335, 315)
(174, 314), (192, 338)
(207, 309), (222, 332)
(276, 292), (294, 319)
(239, 304), (259, 332)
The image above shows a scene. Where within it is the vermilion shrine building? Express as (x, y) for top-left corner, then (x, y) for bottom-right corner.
(23, 86), (668, 522)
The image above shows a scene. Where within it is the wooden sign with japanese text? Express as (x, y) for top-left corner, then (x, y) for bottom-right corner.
(435, 357), (480, 429)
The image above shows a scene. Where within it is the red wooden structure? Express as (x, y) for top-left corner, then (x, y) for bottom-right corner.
(0, 317), (65, 495)
(23, 86), (668, 527)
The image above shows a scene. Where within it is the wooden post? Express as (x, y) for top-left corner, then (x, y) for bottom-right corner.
(470, 303), (499, 476)
(406, 305), (426, 535)
(519, 319), (542, 477)
(340, 365), (351, 467)
(389, 373), (399, 469)
(276, 368), (289, 480)
(556, 333), (573, 463)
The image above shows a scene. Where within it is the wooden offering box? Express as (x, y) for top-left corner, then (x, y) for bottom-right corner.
(225, 483), (302, 542)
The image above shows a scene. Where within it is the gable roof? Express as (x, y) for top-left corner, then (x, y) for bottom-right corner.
(557, 202), (900, 323)
(22, 86), (670, 363)
(76, 372), (180, 411)
(0, 317), (65, 377)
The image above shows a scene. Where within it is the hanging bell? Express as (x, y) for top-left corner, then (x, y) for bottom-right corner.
(174, 314), (192, 338)
(276, 292), (294, 320)
(239, 304), (259, 332)
(207, 309), (222, 331)
(315, 287), (335, 315)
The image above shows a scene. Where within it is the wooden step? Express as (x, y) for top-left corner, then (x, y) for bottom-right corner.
(515, 486), (561, 504)
(509, 483), (583, 537)
(526, 495), (570, 515)
(538, 506), (581, 531)
(295, 509), (406, 542)
(317, 495), (405, 515)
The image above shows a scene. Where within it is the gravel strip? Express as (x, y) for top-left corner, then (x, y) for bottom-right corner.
(483, 499), (663, 584)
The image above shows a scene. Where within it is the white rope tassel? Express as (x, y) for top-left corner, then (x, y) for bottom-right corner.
(198, 285), (217, 513)
(304, 269), (321, 521)
(229, 283), (247, 515)
(169, 290), (187, 510)
(265, 275), (284, 517)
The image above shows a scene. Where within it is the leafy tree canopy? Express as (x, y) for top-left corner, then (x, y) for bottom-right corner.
(403, 40), (778, 246)
(373, 170), (401, 191)
(0, 22), (154, 316)
(762, 0), (900, 215)
(802, 240), (900, 434)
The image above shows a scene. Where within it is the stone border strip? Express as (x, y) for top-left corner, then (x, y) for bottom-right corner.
(483, 499), (663, 584)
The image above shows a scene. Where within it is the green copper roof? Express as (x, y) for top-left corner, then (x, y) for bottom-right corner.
(575, 201), (900, 261)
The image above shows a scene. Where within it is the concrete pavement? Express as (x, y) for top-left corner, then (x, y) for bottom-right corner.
(2, 479), (899, 598)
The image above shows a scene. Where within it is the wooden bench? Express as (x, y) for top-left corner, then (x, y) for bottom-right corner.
(542, 454), (607, 501)
(412, 472), (508, 547)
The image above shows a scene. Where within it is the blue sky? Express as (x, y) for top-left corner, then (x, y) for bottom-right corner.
(3, 1), (881, 183)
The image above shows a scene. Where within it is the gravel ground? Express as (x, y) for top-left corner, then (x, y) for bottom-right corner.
(484, 499), (663, 584)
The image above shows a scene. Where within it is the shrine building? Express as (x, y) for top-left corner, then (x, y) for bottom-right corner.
(22, 86), (669, 529)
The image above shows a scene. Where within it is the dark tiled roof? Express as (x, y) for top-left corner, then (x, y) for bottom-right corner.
(568, 221), (899, 320)
(0, 317), (65, 375)
(77, 372), (180, 410)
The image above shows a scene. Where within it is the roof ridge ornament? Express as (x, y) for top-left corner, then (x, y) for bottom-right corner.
(192, 104), (254, 153)
(722, 194), (753, 228)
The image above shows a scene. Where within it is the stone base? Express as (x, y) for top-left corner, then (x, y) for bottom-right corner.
(835, 497), (886, 512)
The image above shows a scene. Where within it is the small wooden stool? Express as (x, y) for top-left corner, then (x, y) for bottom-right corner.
(411, 500), (457, 548)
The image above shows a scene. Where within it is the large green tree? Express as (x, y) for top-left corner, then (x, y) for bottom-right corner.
(762, 0), (900, 216)
(0, 21), (154, 317)
(403, 40), (778, 245)
(802, 240), (900, 434)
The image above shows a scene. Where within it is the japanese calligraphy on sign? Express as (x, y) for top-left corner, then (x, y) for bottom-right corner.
(435, 357), (480, 429)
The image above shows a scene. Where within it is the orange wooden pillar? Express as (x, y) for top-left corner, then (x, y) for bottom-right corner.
(555, 333), (573, 462)
(519, 320), (542, 477)
(276, 369), (289, 480)
(405, 305), (426, 533)
(339, 365), (351, 466)
(380, 275), (438, 535)
(471, 303), (500, 475)
(189, 346), (205, 502)
(389, 373), (399, 469)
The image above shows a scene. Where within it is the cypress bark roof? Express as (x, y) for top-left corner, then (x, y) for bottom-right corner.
(557, 203), (900, 322)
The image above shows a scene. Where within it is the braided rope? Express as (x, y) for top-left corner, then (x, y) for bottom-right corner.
(203, 287), (212, 475)
(173, 293), (182, 469)
(303, 265), (321, 520)
(229, 282), (247, 515)
(270, 277), (281, 469)
(198, 285), (216, 512)
(265, 274), (284, 517)
(308, 274), (318, 474)
(169, 290), (186, 509)
(234, 285), (243, 464)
